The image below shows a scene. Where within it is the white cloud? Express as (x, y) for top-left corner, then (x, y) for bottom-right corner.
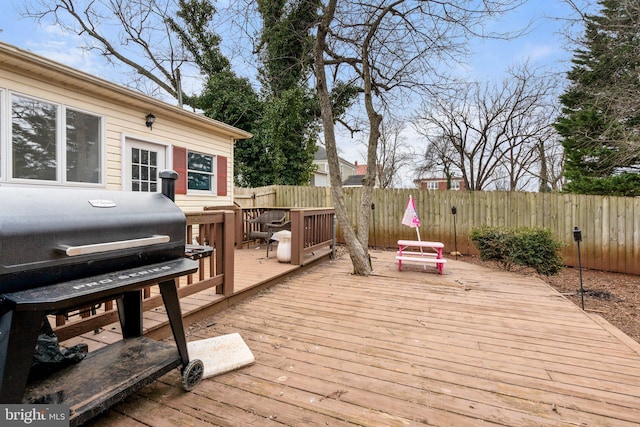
(9, 21), (106, 78)
(519, 43), (557, 62)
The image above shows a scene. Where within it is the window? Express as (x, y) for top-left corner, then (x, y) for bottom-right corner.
(11, 94), (57, 180)
(426, 181), (439, 190)
(451, 180), (461, 190)
(9, 93), (102, 185)
(187, 151), (215, 191)
(66, 108), (101, 183)
(131, 147), (158, 192)
(173, 146), (227, 196)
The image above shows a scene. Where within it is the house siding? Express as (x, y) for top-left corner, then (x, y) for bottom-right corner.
(0, 42), (249, 212)
(311, 147), (356, 187)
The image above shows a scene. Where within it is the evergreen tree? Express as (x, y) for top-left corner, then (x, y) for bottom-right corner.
(255, 0), (320, 186)
(169, 0), (320, 187)
(555, 0), (640, 196)
(167, 0), (267, 187)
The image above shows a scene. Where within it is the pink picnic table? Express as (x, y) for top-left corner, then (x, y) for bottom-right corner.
(396, 240), (446, 274)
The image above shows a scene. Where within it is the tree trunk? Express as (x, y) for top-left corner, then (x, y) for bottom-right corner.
(538, 140), (550, 192)
(313, 0), (372, 275)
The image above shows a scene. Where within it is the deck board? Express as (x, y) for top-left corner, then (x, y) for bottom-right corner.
(72, 249), (640, 426)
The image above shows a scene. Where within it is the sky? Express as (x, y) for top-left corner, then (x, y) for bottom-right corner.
(0, 0), (592, 187)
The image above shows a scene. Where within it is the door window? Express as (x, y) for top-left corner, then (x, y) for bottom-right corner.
(125, 140), (166, 192)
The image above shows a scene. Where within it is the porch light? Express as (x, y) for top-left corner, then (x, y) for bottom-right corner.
(145, 113), (156, 130)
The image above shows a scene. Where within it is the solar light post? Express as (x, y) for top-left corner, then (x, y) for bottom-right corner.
(573, 226), (585, 310)
(451, 206), (458, 260)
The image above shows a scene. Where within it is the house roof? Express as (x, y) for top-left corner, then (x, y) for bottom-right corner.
(342, 175), (365, 186)
(313, 146), (328, 161)
(355, 164), (368, 175)
(0, 41), (252, 141)
(313, 146), (354, 167)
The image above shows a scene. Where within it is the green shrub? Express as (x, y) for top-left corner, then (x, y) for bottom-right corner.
(470, 226), (564, 275)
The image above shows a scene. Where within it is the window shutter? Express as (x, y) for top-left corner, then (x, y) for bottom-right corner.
(173, 146), (187, 195)
(217, 156), (227, 196)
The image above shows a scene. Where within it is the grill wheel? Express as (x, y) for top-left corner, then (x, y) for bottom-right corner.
(181, 359), (204, 391)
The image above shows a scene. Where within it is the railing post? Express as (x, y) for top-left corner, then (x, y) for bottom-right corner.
(222, 210), (235, 296)
(290, 210), (304, 265)
(332, 213), (337, 260)
(233, 205), (243, 249)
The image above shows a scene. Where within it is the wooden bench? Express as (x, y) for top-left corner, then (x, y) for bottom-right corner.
(396, 240), (446, 274)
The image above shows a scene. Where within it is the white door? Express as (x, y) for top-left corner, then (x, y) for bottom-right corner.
(124, 139), (167, 192)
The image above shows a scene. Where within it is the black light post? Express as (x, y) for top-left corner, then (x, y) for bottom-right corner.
(371, 202), (376, 249)
(451, 206), (458, 260)
(573, 226), (585, 310)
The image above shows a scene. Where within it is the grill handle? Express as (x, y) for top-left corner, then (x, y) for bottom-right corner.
(57, 235), (171, 257)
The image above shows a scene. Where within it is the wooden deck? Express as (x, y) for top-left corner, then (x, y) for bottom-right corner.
(60, 247), (307, 352)
(76, 249), (640, 426)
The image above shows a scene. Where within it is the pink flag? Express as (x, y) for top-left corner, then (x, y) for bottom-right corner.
(401, 195), (421, 228)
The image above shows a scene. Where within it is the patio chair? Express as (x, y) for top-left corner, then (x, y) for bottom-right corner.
(247, 210), (290, 257)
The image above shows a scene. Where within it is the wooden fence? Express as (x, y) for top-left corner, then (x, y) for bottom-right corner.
(235, 186), (640, 275)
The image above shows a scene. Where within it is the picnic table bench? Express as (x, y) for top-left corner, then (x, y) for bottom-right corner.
(396, 240), (446, 274)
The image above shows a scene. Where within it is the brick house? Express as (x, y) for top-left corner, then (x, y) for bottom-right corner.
(414, 177), (466, 191)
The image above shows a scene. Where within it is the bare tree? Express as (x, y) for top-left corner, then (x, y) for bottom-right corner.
(414, 135), (460, 188)
(417, 63), (559, 191)
(21, 0), (209, 102)
(355, 118), (414, 188)
(314, 0), (527, 275)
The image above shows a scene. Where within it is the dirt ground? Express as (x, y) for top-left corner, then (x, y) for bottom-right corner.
(455, 254), (640, 345)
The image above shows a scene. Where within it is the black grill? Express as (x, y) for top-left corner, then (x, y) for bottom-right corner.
(0, 171), (204, 425)
(0, 186), (185, 293)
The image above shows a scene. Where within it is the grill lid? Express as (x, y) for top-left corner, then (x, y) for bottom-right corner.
(0, 186), (186, 293)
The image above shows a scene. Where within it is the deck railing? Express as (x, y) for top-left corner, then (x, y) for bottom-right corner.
(211, 206), (335, 265)
(52, 210), (234, 342)
(240, 207), (287, 247)
(184, 210), (235, 297)
(51, 206), (333, 342)
(290, 208), (336, 265)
